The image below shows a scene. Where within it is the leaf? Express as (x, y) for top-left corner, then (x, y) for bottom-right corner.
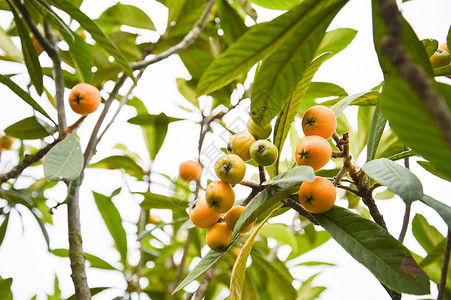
(196, 0), (348, 97)
(330, 91), (379, 117)
(362, 158), (423, 204)
(93, 192), (128, 267)
(416, 160), (451, 182)
(172, 244), (235, 294)
(0, 76), (55, 125)
(250, 0), (300, 10)
(420, 238), (447, 267)
(250, 0), (348, 125)
(230, 205), (283, 300)
(51, 248), (118, 270)
(60, 29), (93, 83)
(421, 39), (438, 57)
(28, 0), (74, 40)
(412, 214), (444, 253)
(9, 3), (43, 94)
(0, 214), (10, 247)
(216, 0), (248, 46)
(89, 155), (146, 180)
(258, 223), (297, 250)
(366, 104), (386, 162)
(273, 52), (331, 168)
(43, 134), (84, 181)
(316, 28), (357, 58)
(138, 192), (189, 210)
(66, 287), (110, 300)
(0, 277), (13, 300)
(315, 206), (430, 295)
(262, 165), (315, 186)
(0, 26), (22, 61)
(5, 116), (56, 139)
(97, 3), (156, 31)
(47, 0), (134, 81)
(419, 195), (451, 228)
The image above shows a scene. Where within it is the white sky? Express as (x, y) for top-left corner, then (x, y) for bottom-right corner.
(0, 0), (451, 299)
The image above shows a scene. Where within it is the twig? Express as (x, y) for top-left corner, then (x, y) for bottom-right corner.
(240, 188), (259, 207)
(398, 145), (411, 243)
(282, 197), (318, 225)
(238, 180), (264, 191)
(336, 184), (361, 197)
(376, 0), (451, 148)
(258, 165), (266, 183)
(0, 135), (65, 184)
(438, 229), (451, 300)
(194, 262), (218, 300)
(171, 230), (193, 300)
(131, 0), (216, 70)
(332, 151), (345, 158)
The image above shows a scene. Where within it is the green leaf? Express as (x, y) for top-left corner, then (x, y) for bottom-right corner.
(5, 116), (56, 139)
(412, 214), (444, 252)
(93, 192), (128, 267)
(250, 0), (347, 125)
(416, 160), (451, 182)
(316, 28), (357, 58)
(0, 26), (22, 61)
(262, 165), (315, 186)
(138, 192), (189, 210)
(28, 0), (74, 40)
(419, 195), (451, 228)
(250, 0), (300, 10)
(362, 158), (423, 204)
(51, 248), (118, 270)
(0, 74), (54, 123)
(97, 3), (156, 31)
(273, 52), (331, 169)
(43, 134), (84, 181)
(420, 238), (447, 267)
(0, 214), (10, 247)
(366, 104), (386, 162)
(60, 29), (93, 83)
(330, 91), (379, 117)
(315, 206), (430, 295)
(0, 277), (13, 300)
(421, 39), (438, 57)
(172, 245), (235, 294)
(433, 64), (451, 77)
(89, 155), (146, 180)
(9, 3), (43, 94)
(66, 287), (110, 300)
(217, 0), (248, 46)
(230, 205), (283, 300)
(47, 0), (134, 81)
(196, 0), (348, 97)
(258, 223), (297, 250)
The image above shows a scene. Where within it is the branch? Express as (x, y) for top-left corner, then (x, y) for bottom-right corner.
(398, 145), (411, 243)
(376, 0), (451, 148)
(282, 197), (319, 225)
(0, 135), (65, 184)
(238, 180), (264, 191)
(131, 0), (216, 70)
(240, 188), (259, 207)
(438, 229), (451, 300)
(258, 165), (266, 184)
(194, 262), (218, 300)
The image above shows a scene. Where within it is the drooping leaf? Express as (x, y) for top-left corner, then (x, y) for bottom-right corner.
(43, 134), (84, 181)
(230, 205), (283, 300)
(316, 28), (357, 57)
(366, 104), (386, 162)
(196, 0), (348, 98)
(0, 75), (54, 123)
(89, 155), (146, 180)
(250, 0), (348, 125)
(0, 26), (22, 61)
(5, 116), (56, 139)
(315, 206), (430, 295)
(47, 0), (134, 81)
(28, 0), (74, 40)
(416, 160), (451, 182)
(138, 192), (189, 210)
(362, 158), (423, 204)
(419, 195), (451, 228)
(412, 214), (444, 253)
(0, 214), (10, 247)
(93, 192), (128, 267)
(59, 29), (93, 83)
(97, 3), (156, 31)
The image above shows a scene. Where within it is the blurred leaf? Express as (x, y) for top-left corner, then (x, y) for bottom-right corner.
(30, 210), (50, 250)
(0, 214), (10, 247)
(230, 205), (283, 300)
(417, 160), (451, 182)
(166, 0), (205, 39)
(0, 75), (54, 124)
(316, 206), (430, 295)
(93, 192), (127, 267)
(330, 91), (379, 117)
(297, 273), (326, 300)
(5, 116), (56, 139)
(420, 238), (446, 267)
(287, 230), (330, 260)
(0, 277), (13, 300)
(0, 26), (22, 61)
(29, 0), (74, 40)
(419, 195), (451, 228)
(51, 248), (118, 270)
(421, 39), (438, 57)
(258, 223), (297, 251)
(43, 134), (83, 181)
(366, 104), (386, 162)
(250, 0), (299, 10)
(316, 28), (357, 58)
(66, 287), (110, 300)
(176, 78), (199, 108)
(89, 155), (146, 180)
(138, 192), (189, 210)
(412, 214), (444, 252)
(97, 3), (155, 30)
(217, 0), (248, 46)
(433, 64), (451, 77)
(250, 0), (347, 125)
(9, 3), (43, 94)
(273, 52), (331, 171)
(374, 129), (403, 159)
(196, 0), (348, 98)
(60, 29), (93, 83)
(47, 0), (134, 81)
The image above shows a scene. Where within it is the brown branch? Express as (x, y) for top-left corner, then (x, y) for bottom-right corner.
(131, 0), (216, 70)
(398, 145), (411, 243)
(282, 197), (318, 225)
(258, 165), (266, 184)
(332, 151), (344, 158)
(0, 135), (65, 184)
(240, 188), (260, 207)
(376, 0), (451, 148)
(194, 262), (218, 300)
(238, 180), (264, 191)
(438, 229), (451, 300)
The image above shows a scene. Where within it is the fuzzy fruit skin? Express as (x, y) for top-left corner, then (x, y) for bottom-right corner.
(298, 176), (336, 213)
(250, 140), (278, 166)
(179, 160), (203, 182)
(302, 106), (336, 139)
(68, 83), (101, 115)
(225, 206), (253, 234)
(227, 132), (256, 161)
(206, 222), (233, 252)
(430, 48), (451, 69)
(247, 118), (272, 140)
(295, 136), (332, 171)
(205, 180), (235, 214)
(214, 154), (246, 185)
(189, 198), (220, 229)
(0, 135), (14, 150)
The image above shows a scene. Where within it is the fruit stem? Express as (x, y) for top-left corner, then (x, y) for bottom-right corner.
(282, 197), (318, 225)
